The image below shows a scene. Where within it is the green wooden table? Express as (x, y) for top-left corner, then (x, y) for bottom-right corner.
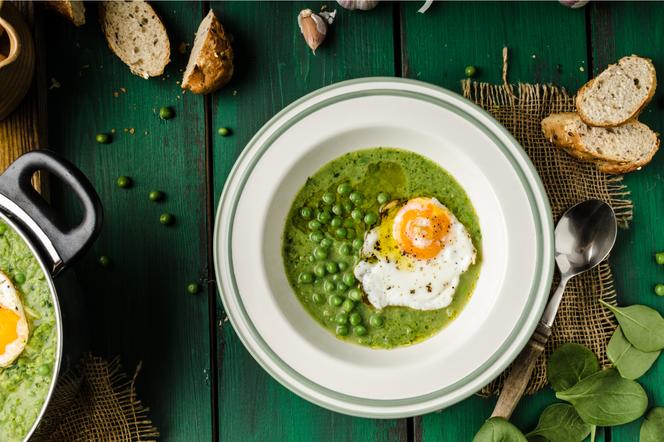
(43, 1), (664, 440)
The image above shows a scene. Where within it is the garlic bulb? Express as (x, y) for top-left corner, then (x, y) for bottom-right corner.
(559, 0), (589, 7)
(298, 9), (336, 54)
(337, 0), (379, 11)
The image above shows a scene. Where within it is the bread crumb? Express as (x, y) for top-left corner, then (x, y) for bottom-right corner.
(113, 91), (119, 97)
(144, 131), (149, 135)
(111, 128), (116, 133)
(532, 54), (536, 59)
(233, 90), (238, 96)
(123, 128), (128, 132)
(120, 87), (127, 93)
(48, 78), (61, 90)
(579, 66), (585, 72)
(176, 81), (180, 85)
(129, 128), (135, 135)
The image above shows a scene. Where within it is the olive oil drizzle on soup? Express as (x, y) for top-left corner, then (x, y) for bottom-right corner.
(282, 148), (482, 348)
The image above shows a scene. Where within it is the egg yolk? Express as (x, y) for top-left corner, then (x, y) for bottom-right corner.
(394, 198), (451, 259)
(0, 307), (20, 354)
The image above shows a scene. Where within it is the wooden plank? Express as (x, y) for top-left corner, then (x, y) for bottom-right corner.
(44, 2), (213, 440)
(209, 2), (407, 440)
(589, 2), (664, 440)
(400, 2), (598, 440)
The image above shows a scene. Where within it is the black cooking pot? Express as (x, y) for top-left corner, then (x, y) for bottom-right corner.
(0, 150), (102, 440)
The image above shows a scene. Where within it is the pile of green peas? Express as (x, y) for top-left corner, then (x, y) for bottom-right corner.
(296, 183), (390, 337)
(655, 252), (664, 296)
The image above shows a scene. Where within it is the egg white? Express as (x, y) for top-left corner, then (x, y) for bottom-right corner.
(0, 270), (29, 367)
(354, 203), (476, 311)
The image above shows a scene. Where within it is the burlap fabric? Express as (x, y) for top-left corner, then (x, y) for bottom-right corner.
(32, 356), (159, 441)
(462, 77), (632, 395)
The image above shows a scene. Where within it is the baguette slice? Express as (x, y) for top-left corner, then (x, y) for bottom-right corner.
(99, 0), (170, 79)
(45, 0), (86, 26)
(576, 55), (656, 127)
(181, 10), (234, 94)
(542, 112), (659, 173)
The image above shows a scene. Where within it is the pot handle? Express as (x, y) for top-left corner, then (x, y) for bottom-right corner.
(0, 150), (102, 273)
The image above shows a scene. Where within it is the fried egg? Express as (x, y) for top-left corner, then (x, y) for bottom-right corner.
(0, 270), (29, 367)
(354, 197), (476, 310)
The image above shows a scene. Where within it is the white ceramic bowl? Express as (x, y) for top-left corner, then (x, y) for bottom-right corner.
(213, 78), (554, 418)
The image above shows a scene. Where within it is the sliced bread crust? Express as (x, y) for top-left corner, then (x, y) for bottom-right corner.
(45, 0), (86, 26)
(181, 10), (234, 95)
(542, 112), (659, 173)
(99, 0), (170, 79)
(576, 55), (657, 127)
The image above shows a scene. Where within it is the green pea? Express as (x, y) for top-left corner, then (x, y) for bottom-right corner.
(343, 218), (355, 229)
(312, 293), (325, 305)
(308, 256), (315, 263)
(343, 201), (354, 212)
(353, 325), (368, 336)
(14, 273), (26, 284)
(313, 264), (327, 277)
(335, 312), (348, 325)
(337, 183), (352, 195)
(0, 224), (6, 235)
(326, 262), (339, 274)
(37, 364), (51, 376)
(298, 272), (313, 284)
(339, 243), (352, 256)
(656, 252), (664, 265)
(352, 239), (364, 249)
(336, 325), (349, 336)
(338, 261), (348, 271)
(349, 312), (362, 326)
(464, 65), (477, 77)
(308, 220), (321, 230)
(320, 238), (333, 249)
(341, 299), (355, 312)
(324, 280), (336, 293)
(347, 288), (363, 302)
(98, 255), (112, 268)
(187, 283), (201, 294)
(309, 231), (324, 242)
(330, 217), (342, 228)
(335, 227), (347, 238)
(159, 106), (174, 120)
(377, 193), (389, 204)
(346, 229), (356, 239)
(331, 274), (341, 282)
(351, 209), (363, 221)
(218, 127), (231, 136)
(369, 315), (384, 328)
(342, 272), (355, 286)
(313, 247), (328, 260)
(318, 211), (331, 224)
(336, 282), (348, 292)
(322, 192), (335, 204)
(364, 212), (378, 225)
(149, 190), (164, 202)
(332, 204), (344, 216)
(300, 207), (312, 219)
(656, 284), (664, 297)
(116, 175), (132, 188)
(328, 294), (343, 306)
(159, 213), (174, 226)
(95, 133), (110, 144)
(349, 192), (363, 204)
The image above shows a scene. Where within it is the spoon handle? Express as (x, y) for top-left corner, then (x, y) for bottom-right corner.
(491, 322), (552, 419)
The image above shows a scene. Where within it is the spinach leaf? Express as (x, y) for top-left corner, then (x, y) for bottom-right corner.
(640, 407), (664, 442)
(556, 368), (648, 426)
(525, 403), (591, 442)
(599, 300), (664, 352)
(607, 326), (661, 380)
(472, 417), (527, 442)
(547, 343), (600, 392)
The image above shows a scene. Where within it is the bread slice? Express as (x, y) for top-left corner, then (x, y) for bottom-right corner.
(99, 1), (170, 79)
(542, 112), (659, 173)
(576, 56), (656, 127)
(45, 0), (86, 26)
(181, 9), (234, 94)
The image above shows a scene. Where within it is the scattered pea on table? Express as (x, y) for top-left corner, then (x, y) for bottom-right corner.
(159, 213), (175, 226)
(656, 284), (664, 297)
(14, 273), (25, 284)
(464, 65), (477, 77)
(95, 133), (111, 144)
(116, 176), (132, 188)
(218, 127), (231, 136)
(337, 183), (352, 196)
(98, 255), (112, 268)
(187, 283), (201, 295)
(148, 190), (164, 202)
(159, 106), (175, 120)
(656, 252), (664, 265)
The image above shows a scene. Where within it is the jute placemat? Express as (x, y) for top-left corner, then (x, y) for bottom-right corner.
(465, 53), (631, 395)
(32, 356), (159, 441)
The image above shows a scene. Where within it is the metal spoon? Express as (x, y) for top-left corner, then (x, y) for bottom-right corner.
(491, 199), (617, 419)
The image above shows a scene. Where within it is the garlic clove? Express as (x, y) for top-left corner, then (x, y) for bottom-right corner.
(337, 0), (379, 11)
(298, 9), (327, 54)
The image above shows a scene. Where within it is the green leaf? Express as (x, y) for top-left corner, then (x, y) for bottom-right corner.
(525, 403), (591, 442)
(556, 368), (649, 426)
(547, 343), (600, 392)
(600, 300), (664, 352)
(472, 417), (527, 442)
(640, 407), (664, 442)
(607, 326), (661, 380)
